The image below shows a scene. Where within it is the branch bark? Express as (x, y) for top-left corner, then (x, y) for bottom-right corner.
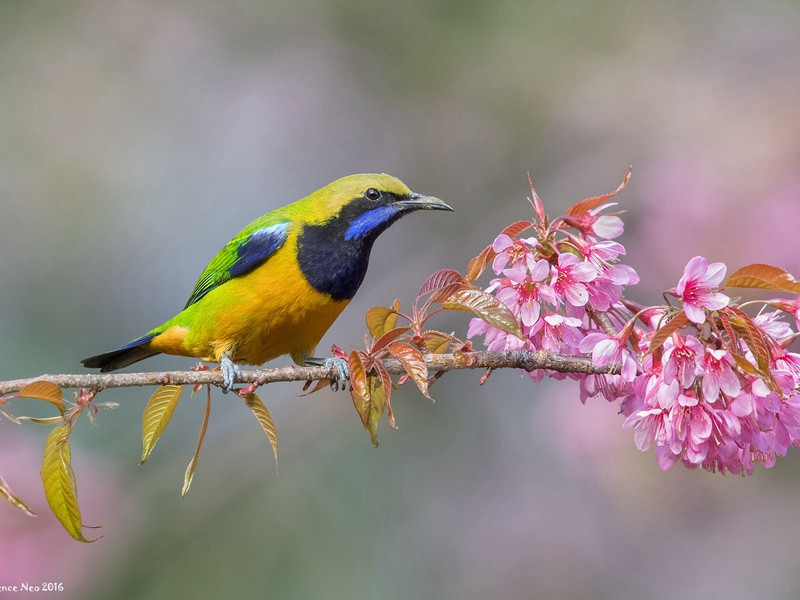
(0, 350), (618, 395)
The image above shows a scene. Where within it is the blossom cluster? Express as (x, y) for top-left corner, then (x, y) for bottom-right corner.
(467, 180), (800, 475)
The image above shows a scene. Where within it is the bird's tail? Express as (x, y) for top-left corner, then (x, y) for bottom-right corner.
(81, 333), (160, 372)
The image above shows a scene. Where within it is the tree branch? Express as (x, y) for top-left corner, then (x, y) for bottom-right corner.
(0, 350), (617, 395)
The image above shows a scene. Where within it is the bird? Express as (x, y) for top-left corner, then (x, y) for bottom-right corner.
(81, 173), (453, 392)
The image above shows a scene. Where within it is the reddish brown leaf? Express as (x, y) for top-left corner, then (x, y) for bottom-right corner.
(371, 326), (411, 354)
(726, 263), (800, 294)
(299, 379), (331, 396)
(566, 166), (632, 216)
(726, 307), (773, 374)
(645, 311), (690, 356)
(430, 282), (472, 303)
(441, 288), (523, 339)
(466, 245), (495, 281)
(18, 381), (65, 414)
(348, 350), (370, 401)
(500, 220), (534, 239)
(349, 352), (387, 447)
(388, 342), (430, 399)
(365, 306), (399, 339)
(717, 309), (738, 349)
(418, 269), (469, 298)
(375, 362), (395, 428)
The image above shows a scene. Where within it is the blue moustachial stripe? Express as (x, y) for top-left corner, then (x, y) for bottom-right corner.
(344, 205), (399, 241)
(228, 223), (290, 277)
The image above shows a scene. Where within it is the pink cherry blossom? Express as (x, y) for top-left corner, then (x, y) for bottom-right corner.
(549, 253), (598, 307)
(674, 256), (730, 324)
(530, 314), (584, 352)
(578, 331), (638, 382)
(491, 233), (538, 274)
(567, 203), (625, 240)
(662, 333), (704, 388)
(701, 348), (741, 402)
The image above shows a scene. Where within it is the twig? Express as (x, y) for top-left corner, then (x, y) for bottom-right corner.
(0, 351), (617, 395)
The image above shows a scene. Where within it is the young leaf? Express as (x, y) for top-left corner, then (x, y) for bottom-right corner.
(375, 361), (395, 428)
(441, 288), (523, 339)
(182, 390), (211, 497)
(365, 306), (399, 339)
(500, 220), (534, 238)
(348, 351), (387, 446)
(348, 350), (370, 402)
(646, 311), (690, 356)
(421, 330), (455, 354)
(141, 385), (183, 464)
(418, 269), (469, 298)
(40, 424), (95, 542)
(16, 415), (67, 425)
(388, 342), (430, 399)
(466, 245), (495, 282)
(18, 381), (65, 414)
(726, 264), (800, 294)
(725, 307), (774, 375)
(566, 167), (631, 216)
(242, 392), (279, 469)
(371, 326), (412, 354)
(351, 374), (387, 447)
(0, 474), (36, 517)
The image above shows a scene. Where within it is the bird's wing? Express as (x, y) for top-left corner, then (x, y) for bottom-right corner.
(184, 220), (291, 308)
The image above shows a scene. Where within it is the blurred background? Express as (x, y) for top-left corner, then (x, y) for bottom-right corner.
(2, 1), (800, 598)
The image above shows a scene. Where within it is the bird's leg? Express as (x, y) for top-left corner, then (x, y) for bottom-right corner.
(305, 356), (350, 391)
(220, 353), (242, 394)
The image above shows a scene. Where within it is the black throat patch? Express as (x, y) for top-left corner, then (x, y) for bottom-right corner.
(296, 196), (405, 301)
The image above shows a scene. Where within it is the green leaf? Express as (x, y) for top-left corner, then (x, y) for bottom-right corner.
(141, 385), (183, 464)
(17, 415), (67, 425)
(18, 381), (65, 414)
(40, 424), (96, 542)
(182, 390), (211, 497)
(242, 392), (278, 470)
(388, 342), (430, 399)
(441, 288), (523, 339)
(726, 263), (800, 294)
(0, 473), (36, 517)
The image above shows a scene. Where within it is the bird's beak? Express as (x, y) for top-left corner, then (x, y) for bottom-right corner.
(392, 193), (454, 212)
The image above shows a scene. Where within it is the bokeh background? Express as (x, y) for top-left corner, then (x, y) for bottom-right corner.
(2, 1), (800, 598)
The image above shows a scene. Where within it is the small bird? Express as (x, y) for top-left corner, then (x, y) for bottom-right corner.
(82, 173), (452, 391)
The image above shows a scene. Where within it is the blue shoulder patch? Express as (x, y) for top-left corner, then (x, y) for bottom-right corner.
(228, 223), (290, 277)
(344, 205), (399, 241)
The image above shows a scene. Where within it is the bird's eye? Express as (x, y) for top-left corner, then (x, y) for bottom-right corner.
(365, 188), (381, 201)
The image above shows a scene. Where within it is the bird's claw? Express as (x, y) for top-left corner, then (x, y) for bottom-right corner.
(324, 357), (350, 392)
(220, 355), (242, 394)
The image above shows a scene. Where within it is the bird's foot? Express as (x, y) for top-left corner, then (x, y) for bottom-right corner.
(220, 355), (242, 394)
(306, 356), (350, 391)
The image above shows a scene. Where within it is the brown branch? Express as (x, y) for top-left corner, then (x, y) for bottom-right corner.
(0, 351), (618, 396)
